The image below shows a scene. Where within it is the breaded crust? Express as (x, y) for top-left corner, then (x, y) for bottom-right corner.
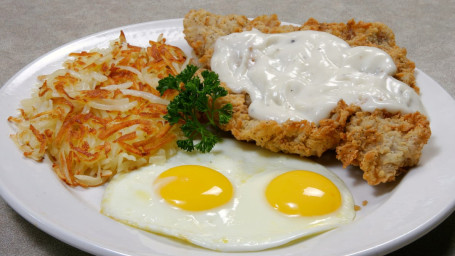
(184, 9), (431, 185)
(216, 92), (360, 157)
(336, 110), (430, 185)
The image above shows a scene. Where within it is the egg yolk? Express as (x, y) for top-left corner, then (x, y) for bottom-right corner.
(265, 170), (342, 216)
(154, 165), (233, 211)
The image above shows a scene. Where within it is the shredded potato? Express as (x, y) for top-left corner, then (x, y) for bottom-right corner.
(8, 31), (187, 187)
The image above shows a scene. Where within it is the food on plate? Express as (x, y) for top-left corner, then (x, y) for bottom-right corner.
(101, 138), (355, 252)
(7, 32), (187, 187)
(183, 9), (431, 185)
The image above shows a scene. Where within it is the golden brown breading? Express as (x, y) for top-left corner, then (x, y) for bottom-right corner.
(336, 111), (431, 185)
(184, 9), (431, 185)
(216, 92), (359, 157)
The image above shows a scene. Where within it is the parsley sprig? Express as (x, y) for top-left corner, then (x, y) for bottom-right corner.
(157, 65), (233, 153)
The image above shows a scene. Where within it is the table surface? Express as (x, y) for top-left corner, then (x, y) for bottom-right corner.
(1, 1), (454, 255)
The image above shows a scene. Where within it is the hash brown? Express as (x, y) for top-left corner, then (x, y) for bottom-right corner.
(8, 32), (187, 187)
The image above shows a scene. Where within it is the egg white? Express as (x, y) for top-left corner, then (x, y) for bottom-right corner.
(101, 138), (355, 252)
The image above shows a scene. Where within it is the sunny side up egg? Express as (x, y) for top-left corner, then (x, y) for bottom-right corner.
(101, 138), (355, 252)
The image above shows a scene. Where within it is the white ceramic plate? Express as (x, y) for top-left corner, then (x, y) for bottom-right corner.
(1, 19), (454, 256)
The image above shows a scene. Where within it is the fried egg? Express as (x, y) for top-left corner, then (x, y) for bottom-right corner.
(101, 139), (355, 251)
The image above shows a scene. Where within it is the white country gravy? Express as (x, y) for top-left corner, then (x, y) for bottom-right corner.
(211, 29), (426, 123)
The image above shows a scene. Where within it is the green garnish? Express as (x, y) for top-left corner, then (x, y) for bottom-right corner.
(157, 65), (233, 153)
